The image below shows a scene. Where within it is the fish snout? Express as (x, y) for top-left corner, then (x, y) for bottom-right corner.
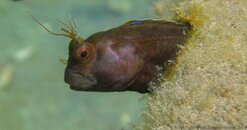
(64, 68), (97, 91)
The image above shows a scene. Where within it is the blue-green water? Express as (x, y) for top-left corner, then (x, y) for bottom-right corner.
(0, 0), (154, 129)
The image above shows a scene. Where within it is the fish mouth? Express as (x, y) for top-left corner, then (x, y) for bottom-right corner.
(76, 73), (96, 82)
(64, 72), (97, 91)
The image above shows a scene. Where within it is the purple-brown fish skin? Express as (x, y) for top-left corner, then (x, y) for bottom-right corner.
(64, 20), (190, 93)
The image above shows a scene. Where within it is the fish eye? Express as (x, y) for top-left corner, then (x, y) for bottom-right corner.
(76, 47), (89, 61)
(80, 50), (88, 58)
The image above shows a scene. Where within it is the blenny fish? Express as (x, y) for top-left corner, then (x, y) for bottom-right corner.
(33, 17), (190, 93)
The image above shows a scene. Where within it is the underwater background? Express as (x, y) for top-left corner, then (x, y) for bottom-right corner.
(0, 0), (155, 129)
(2, 0), (246, 129)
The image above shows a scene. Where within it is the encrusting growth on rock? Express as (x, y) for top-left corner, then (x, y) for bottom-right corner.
(140, 0), (247, 129)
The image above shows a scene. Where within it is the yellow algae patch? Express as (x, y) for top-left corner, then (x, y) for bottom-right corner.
(140, 0), (247, 129)
(176, 1), (206, 31)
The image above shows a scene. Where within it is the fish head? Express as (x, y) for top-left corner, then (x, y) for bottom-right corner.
(64, 37), (143, 92)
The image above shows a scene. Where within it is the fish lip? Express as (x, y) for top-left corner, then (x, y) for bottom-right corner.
(69, 85), (95, 91)
(64, 72), (96, 84)
(65, 72), (97, 90)
(75, 72), (96, 82)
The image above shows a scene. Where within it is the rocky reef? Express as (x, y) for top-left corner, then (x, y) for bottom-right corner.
(140, 0), (247, 129)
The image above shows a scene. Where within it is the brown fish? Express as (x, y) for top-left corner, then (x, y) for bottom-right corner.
(33, 18), (190, 93)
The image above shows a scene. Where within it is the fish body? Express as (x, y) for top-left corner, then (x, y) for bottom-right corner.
(64, 20), (190, 93)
